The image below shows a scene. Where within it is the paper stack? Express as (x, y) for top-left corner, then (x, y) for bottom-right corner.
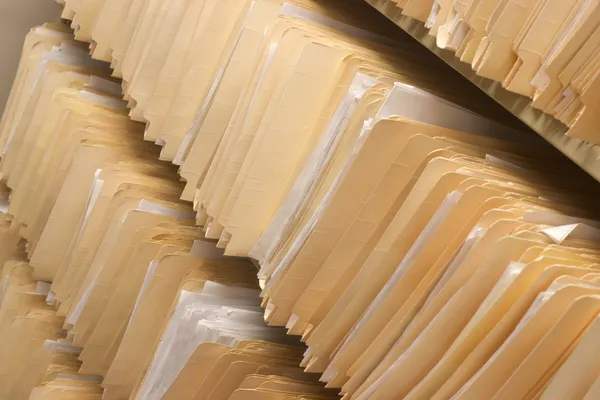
(369, 0), (600, 145)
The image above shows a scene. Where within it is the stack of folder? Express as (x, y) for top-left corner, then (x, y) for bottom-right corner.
(0, 245), (102, 398)
(29, 376), (104, 400)
(62, 0), (529, 257)
(370, 0), (600, 144)
(0, 21), (327, 400)
(2, 0), (600, 399)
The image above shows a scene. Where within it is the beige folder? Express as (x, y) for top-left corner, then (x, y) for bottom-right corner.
(343, 209), (530, 394)
(2, 75), (105, 188)
(18, 116), (146, 242)
(120, 0), (167, 86)
(503, 0), (585, 97)
(403, 258), (600, 399)
(67, 212), (195, 347)
(110, 0), (150, 77)
(193, 350), (299, 400)
(71, 0), (106, 43)
(151, 0), (252, 153)
(29, 141), (174, 282)
(495, 295), (600, 398)
(453, 281), (600, 399)
(276, 141), (525, 333)
(193, 21), (325, 213)
(0, 25), (74, 152)
(304, 163), (517, 369)
(248, 85), (389, 263)
(162, 342), (232, 400)
(531, 2), (600, 112)
(584, 374), (600, 399)
(7, 90), (128, 229)
(125, 0), (191, 121)
(103, 255), (256, 400)
(329, 191), (527, 390)
(473, 0), (538, 81)
(541, 315), (600, 399)
(0, 307), (62, 398)
(54, 189), (192, 315)
(46, 160), (181, 288)
(262, 125), (520, 324)
(89, 0), (136, 62)
(173, 0), (284, 173)
(29, 376), (103, 400)
(141, 0), (219, 141)
(79, 233), (199, 374)
(343, 231), (553, 397)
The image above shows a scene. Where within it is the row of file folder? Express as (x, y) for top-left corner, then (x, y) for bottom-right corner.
(0, 22), (337, 400)
(372, 0), (600, 145)
(1, 0), (600, 398)
(58, 0), (529, 257)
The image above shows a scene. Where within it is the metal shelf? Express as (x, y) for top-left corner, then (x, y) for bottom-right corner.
(367, 0), (600, 183)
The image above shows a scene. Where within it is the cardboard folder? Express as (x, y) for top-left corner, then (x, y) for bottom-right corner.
(102, 254), (257, 399)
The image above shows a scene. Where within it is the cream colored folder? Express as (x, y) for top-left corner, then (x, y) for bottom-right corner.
(103, 254), (256, 400)
(78, 233), (199, 374)
(541, 315), (600, 399)
(151, 0), (252, 153)
(126, 0), (192, 121)
(89, 0), (135, 62)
